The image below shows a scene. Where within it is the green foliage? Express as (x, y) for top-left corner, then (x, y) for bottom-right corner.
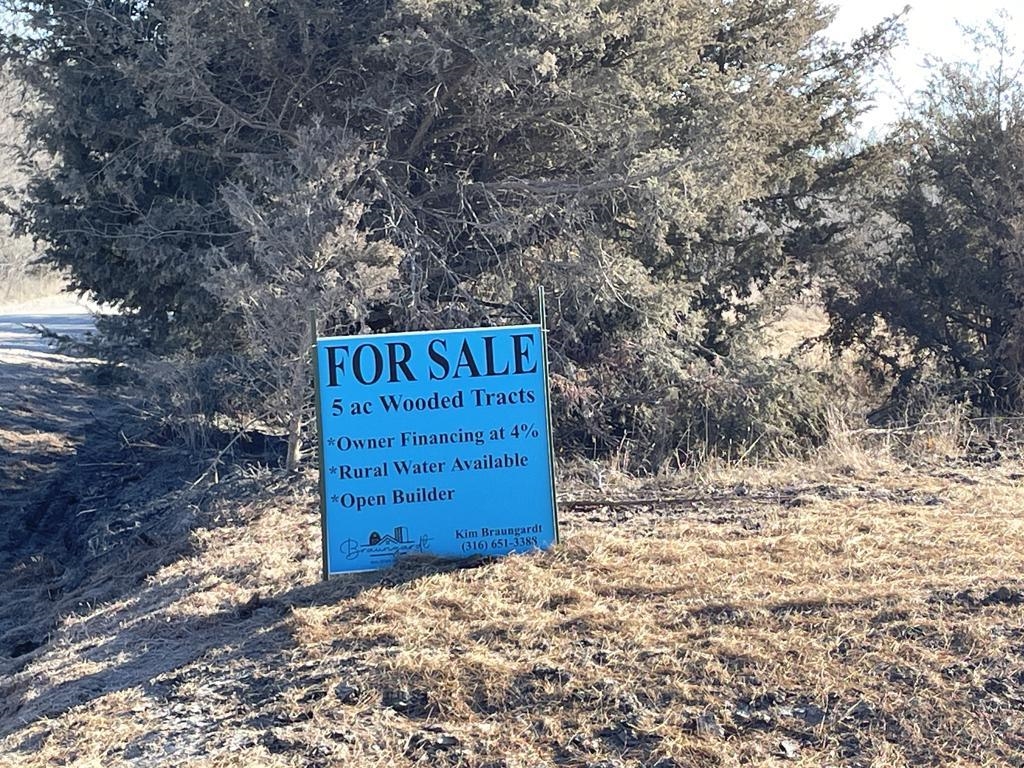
(826, 18), (1024, 414)
(1, 0), (898, 466)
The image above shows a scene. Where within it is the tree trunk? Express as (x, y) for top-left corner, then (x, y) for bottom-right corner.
(284, 336), (313, 471)
(286, 409), (304, 472)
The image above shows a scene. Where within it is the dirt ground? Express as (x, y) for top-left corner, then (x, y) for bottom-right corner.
(1, 296), (1023, 767)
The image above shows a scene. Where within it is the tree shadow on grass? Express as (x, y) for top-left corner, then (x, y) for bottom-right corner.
(0, 354), (293, 673)
(0, 553), (468, 745)
(0, 385), (198, 655)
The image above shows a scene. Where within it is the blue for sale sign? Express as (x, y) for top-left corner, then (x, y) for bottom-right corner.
(313, 324), (559, 576)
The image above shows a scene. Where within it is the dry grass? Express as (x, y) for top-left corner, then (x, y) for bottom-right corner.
(0, 267), (64, 305)
(2, 438), (1023, 767)
(763, 300), (829, 359)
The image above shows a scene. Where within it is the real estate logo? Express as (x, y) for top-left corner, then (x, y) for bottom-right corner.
(339, 526), (432, 561)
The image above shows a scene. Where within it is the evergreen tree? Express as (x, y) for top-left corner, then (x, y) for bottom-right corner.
(1, 0), (898, 465)
(826, 17), (1024, 413)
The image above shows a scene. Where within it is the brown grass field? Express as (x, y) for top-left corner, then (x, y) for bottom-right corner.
(2, 432), (1023, 766)
(2, 300), (1023, 767)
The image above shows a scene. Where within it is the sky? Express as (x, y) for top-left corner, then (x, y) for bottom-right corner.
(826, 1), (1024, 132)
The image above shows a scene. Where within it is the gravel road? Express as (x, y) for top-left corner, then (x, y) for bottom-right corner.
(0, 293), (99, 362)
